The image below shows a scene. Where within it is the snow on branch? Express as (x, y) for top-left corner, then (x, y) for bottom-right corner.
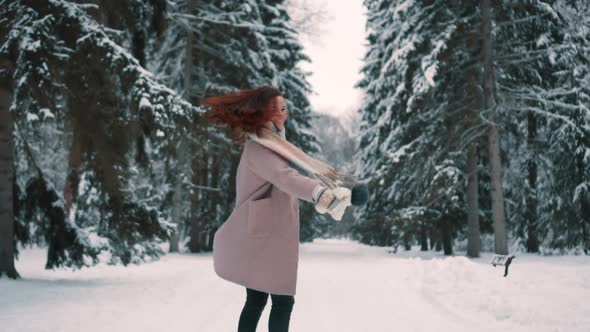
(56, 0), (202, 129)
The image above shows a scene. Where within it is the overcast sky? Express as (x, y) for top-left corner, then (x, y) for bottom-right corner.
(297, 0), (367, 118)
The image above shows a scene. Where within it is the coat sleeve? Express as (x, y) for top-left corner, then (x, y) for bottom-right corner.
(245, 140), (323, 203)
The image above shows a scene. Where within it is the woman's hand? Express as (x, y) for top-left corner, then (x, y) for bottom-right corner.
(314, 187), (352, 221)
(315, 188), (336, 213)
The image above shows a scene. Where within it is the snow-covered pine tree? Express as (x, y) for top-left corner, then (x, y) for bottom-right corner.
(142, 0), (196, 253)
(0, 45), (17, 278)
(480, 0), (510, 255)
(258, 0), (319, 153)
(354, 0), (589, 255)
(0, 0), (200, 276)
(494, 0), (560, 254)
(548, 0), (590, 254)
(534, 1), (589, 253)
(495, 0), (590, 253)
(152, 0), (277, 252)
(152, 0), (323, 248)
(258, 0), (323, 241)
(353, 0), (473, 253)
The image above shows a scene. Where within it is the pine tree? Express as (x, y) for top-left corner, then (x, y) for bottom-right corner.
(0, 53), (18, 278)
(153, 0), (322, 249)
(354, 0), (589, 254)
(0, 0), (200, 274)
(495, 0), (590, 253)
(354, 0), (472, 252)
(258, 0), (322, 240)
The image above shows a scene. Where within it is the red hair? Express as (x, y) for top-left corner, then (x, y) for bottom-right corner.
(201, 86), (283, 145)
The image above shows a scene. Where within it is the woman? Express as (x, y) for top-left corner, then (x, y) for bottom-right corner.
(202, 86), (342, 332)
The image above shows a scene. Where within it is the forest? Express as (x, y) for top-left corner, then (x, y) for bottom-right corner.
(0, 0), (589, 281)
(352, 0), (589, 257)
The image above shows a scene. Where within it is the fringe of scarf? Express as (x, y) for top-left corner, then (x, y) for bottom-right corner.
(245, 127), (357, 189)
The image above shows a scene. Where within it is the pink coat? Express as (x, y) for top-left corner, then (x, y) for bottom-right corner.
(212, 137), (322, 295)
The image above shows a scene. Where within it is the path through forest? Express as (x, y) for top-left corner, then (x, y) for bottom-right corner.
(1, 238), (589, 331)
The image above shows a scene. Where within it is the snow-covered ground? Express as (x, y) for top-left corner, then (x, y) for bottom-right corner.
(1, 238), (589, 332)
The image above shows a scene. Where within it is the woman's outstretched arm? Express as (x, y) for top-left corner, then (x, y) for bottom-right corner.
(245, 139), (323, 203)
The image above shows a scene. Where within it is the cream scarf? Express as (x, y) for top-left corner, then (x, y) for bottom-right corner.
(245, 125), (356, 190)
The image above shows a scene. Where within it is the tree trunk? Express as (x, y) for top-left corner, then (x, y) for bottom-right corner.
(429, 228), (441, 251)
(184, 0), (194, 102)
(402, 233), (411, 251)
(526, 112), (539, 252)
(188, 160), (202, 252)
(440, 218), (453, 255)
(434, 238), (442, 252)
(132, 31), (146, 68)
(482, 0), (508, 255)
(577, 149), (590, 253)
(199, 155), (210, 249)
(168, 162), (182, 253)
(188, 131), (205, 253)
(173, 0), (195, 252)
(207, 229), (216, 252)
(0, 59), (19, 279)
(130, 24), (148, 162)
(205, 155), (220, 251)
(466, 142), (481, 257)
(169, 192), (181, 252)
(64, 125), (82, 219)
(151, 0), (168, 36)
(464, 20), (482, 258)
(169, 137), (187, 253)
(420, 222), (428, 251)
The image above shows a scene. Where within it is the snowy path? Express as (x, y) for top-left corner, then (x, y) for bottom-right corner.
(1, 238), (589, 332)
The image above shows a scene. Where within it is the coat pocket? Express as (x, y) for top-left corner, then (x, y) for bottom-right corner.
(247, 197), (274, 237)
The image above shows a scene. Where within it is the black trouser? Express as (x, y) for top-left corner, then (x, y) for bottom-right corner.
(237, 287), (295, 332)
